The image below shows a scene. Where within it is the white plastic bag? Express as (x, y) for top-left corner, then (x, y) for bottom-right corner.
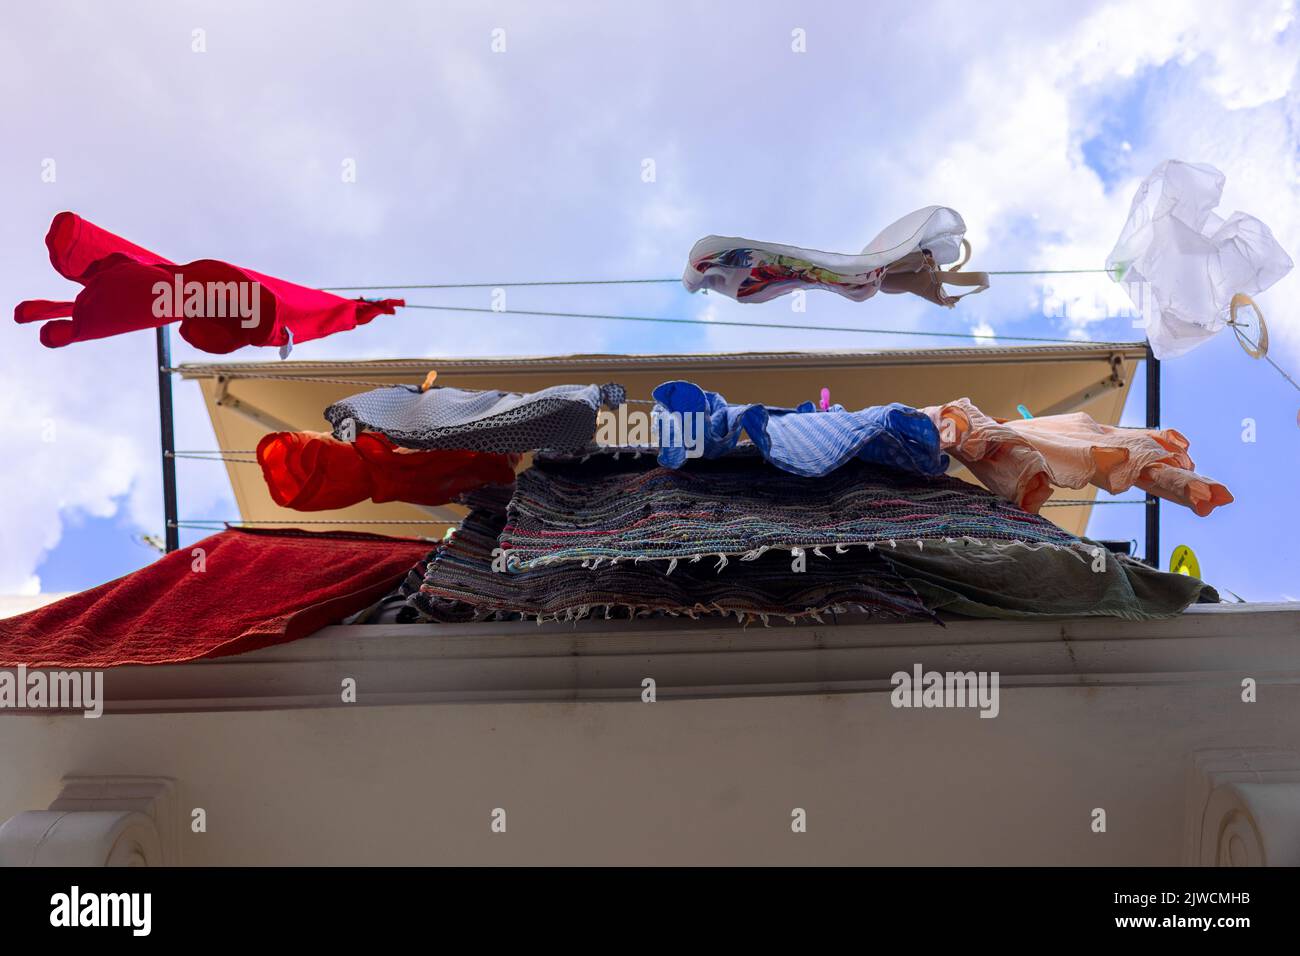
(1107, 160), (1293, 359)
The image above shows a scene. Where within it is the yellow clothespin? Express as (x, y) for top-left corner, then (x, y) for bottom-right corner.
(1169, 544), (1200, 578)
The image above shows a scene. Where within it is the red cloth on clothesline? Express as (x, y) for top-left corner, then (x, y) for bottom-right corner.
(257, 431), (519, 511)
(0, 528), (430, 668)
(14, 212), (403, 353)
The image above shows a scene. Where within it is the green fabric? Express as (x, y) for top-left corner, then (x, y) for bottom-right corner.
(878, 540), (1218, 621)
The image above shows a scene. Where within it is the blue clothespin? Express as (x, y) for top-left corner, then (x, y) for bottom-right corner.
(1016, 403), (1033, 419)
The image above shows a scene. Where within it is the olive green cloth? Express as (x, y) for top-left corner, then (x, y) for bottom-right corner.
(879, 540), (1218, 621)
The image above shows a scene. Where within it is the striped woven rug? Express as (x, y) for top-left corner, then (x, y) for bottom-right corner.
(405, 503), (936, 625)
(500, 447), (1082, 572)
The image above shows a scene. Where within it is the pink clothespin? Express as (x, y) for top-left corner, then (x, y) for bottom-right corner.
(819, 387), (831, 412)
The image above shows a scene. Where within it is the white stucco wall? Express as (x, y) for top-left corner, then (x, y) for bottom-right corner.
(2, 680), (1297, 865)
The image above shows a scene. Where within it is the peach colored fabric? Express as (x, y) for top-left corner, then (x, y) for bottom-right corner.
(922, 398), (1232, 517)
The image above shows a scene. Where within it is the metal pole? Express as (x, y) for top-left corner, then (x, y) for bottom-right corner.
(157, 326), (179, 553)
(1144, 343), (1160, 568)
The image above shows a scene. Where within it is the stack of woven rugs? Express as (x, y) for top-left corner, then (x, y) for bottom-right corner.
(357, 446), (1217, 627)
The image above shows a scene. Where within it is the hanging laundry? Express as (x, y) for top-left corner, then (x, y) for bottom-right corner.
(0, 528), (431, 668)
(256, 431), (518, 511)
(14, 212), (403, 353)
(499, 446), (1080, 573)
(324, 382), (626, 453)
(923, 397), (1233, 516)
(400, 503), (934, 625)
(682, 206), (989, 306)
(1106, 160), (1293, 359)
(652, 380), (946, 478)
(1138, 462), (1235, 518)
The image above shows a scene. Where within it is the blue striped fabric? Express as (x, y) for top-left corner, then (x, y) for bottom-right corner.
(652, 380), (947, 478)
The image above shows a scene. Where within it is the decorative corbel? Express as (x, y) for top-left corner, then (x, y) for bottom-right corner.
(1184, 749), (1300, 866)
(0, 776), (177, 867)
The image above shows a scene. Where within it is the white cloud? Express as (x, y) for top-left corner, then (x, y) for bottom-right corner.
(970, 320), (998, 346)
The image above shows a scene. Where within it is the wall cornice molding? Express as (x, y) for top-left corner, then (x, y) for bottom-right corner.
(0, 603), (1292, 715)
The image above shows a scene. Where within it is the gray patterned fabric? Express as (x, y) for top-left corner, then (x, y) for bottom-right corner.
(325, 382), (626, 453)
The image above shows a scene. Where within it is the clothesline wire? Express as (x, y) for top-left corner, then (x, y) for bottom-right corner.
(1262, 352), (1300, 393)
(157, 458), (1171, 505)
(1232, 324), (1300, 394)
(243, 271), (1300, 392)
(169, 453), (259, 463)
(172, 449), (257, 455)
(320, 270), (1293, 391)
(176, 299), (1296, 391)
(398, 303), (1097, 345)
(170, 519), (443, 527)
(1047, 498), (1153, 506)
(321, 269), (1112, 291)
(163, 368), (660, 399)
(163, 370), (425, 388)
(171, 499), (1150, 524)
(983, 268), (1112, 276)
(213, 373), (438, 388)
(162, 459), (1170, 498)
(327, 279), (682, 290)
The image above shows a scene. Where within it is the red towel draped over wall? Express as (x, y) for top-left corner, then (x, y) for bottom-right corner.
(0, 529), (430, 668)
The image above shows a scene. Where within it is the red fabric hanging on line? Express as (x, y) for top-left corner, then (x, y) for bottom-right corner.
(257, 431), (519, 511)
(14, 212), (404, 353)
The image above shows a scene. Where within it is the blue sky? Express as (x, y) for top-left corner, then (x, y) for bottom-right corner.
(3, 0), (1298, 601)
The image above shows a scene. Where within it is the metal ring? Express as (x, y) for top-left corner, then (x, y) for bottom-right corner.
(1230, 293), (1269, 359)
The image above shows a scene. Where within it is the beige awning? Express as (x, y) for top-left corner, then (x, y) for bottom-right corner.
(181, 342), (1146, 539)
